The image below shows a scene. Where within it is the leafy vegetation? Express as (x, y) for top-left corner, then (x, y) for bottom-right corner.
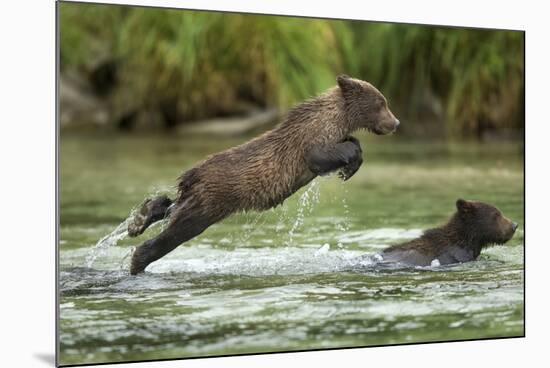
(353, 24), (524, 134)
(59, 2), (524, 136)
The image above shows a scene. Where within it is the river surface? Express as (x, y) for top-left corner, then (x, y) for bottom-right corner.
(58, 133), (524, 365)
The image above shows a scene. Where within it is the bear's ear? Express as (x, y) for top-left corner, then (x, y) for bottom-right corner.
(337, 74), (361, 93)
(456, 199), (474, 213)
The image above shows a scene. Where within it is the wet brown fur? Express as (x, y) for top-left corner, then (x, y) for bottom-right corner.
(382, 199), (518, 266)
(174, 77), (397, 218)
(175, 88), (347, 216)
(129, 76), (399, 274)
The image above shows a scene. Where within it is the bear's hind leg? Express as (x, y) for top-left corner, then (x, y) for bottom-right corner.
(130, 210), (214, 275)
(128, 195), (174, 237)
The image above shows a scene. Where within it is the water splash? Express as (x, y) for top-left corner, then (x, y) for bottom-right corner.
(335, 184), (351, 248)
(119, 246), (136, 270)
(239, 211), (267, 244)
(85, 215), (133, 268)
(274, 203), (289, 234)
(286, 179), (321, 246)
(314, 243), (330, 256)
(85, 189), (173, 268)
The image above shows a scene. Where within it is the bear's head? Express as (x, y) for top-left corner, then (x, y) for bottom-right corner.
(455, 199), (518, 246)
(337, 75), (400, 135)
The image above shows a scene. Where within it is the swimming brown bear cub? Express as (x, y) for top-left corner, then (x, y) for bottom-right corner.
(380, 199), (518, 266)
(128, 75), (400, 274)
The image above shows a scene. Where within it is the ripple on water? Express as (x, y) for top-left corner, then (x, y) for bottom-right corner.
(59, 226), (523, 364)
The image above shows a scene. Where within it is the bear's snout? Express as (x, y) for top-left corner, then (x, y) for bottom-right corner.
(500, 218), (518, 243)
(374, 112), (400, 135)
(392, 119), (400, 132)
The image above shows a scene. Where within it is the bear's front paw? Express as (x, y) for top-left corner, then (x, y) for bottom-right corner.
(338, 152), (363, 181)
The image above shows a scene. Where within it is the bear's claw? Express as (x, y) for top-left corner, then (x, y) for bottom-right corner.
(127, 199), (153, 237)
(127, 195), (174, 237)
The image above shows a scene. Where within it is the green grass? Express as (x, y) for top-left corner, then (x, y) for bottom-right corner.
(59, 2), (524, 136)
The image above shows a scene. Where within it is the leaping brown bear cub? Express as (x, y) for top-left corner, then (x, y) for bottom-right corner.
(380, 199), (518, 266)
(127, 75), (400, 274)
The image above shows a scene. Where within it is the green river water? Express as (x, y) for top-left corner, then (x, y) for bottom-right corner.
(58, 132), (524, 365)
